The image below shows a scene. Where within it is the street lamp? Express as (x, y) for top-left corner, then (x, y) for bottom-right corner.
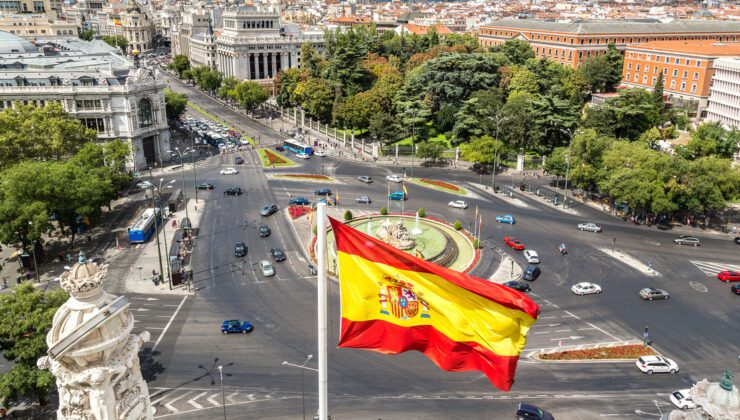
(168, 147), (193, 226)
(560, 128), (575, 206)
(282, 354), (316, 420)
(217, 365), (226, 420)
(488, 114), (509, 191)
(148, 168), (175, 289)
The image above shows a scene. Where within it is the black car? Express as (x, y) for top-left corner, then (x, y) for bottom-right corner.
(234, 242), (247, 257)
(270, 248), (286, 262)
(235, 156), (244, 164)
(515, 403), (554, 420)
(196, 182), (214, 190)
(735, 237), (740, 244)
(732, 284), (740, 295)
(289, 197), (310, 205)
(275, 145), (285, 152)
(260, 204), (278, 216)
(522, 265), (541, 281)
(314, 188), (332, 196)
(504, 280), (530, 293)
(224, 188), (243, 195)
(259, 224), (271, 237)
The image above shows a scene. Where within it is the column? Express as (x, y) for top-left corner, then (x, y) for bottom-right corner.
(260, 53), (267, 79)
(272, 52), (277, 78)
(333, 127), (337, 140)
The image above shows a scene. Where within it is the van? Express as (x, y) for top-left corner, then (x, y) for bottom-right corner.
(388, 191), (406, 201)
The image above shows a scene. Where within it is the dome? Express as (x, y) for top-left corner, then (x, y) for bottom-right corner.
(0, 31), (39, 54)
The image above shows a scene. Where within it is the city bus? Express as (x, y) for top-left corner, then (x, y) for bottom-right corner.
(128, 208), (162, 243)
(283, 139), (313, 155)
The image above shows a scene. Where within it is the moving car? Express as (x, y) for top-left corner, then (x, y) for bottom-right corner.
(673, 235), (700, 246)
(224, 188), (243, 196)
(717, 270), (740, 282)
(355, 195), (372, 204)
(504, 280), (530, 293)
(296, 152), (310, 159)
(388, 191), (406, 201)
(522, 265), (541, 281)
(259, 224), (271, 237)
(274, 145), (285, 152)
(260, 204), (279, 216)
(385, 175), (403, 183)
(314, 150), (326, 157)
(220, 167), (238, 175)
(523, 250), (540, 264)
(289, 197), (310, 205)
(571, 282), (602, 295)
(137, 181), (153, 189)
(670, 389), (695, 410)
(270, 248), (286, 262)
(495, 215), (516, 224)
(314, 188), (332, 196)
(639, 287), (669, 300)
(235, 156), (244, 164)
(503, 236), (525, 251)
(636, 355), (679, 374)
(735, 237), (740, 244)
(357, 176), (373, 183)
(515, 403), (555, 420)
(732, 284), (740, 295)
(196, 182), (214, 190)
(259, 260), (275, 277)
(577, 222), (602, 232)
(448, 200), (468, 209)
(234, 242), (247, 257)
(221, 320), (254, 334)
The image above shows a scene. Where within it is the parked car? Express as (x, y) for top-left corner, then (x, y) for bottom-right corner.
(673, 235), (700, 246)
(639, 287), (669, 300)
(732, 284), (740, 295)
(577, 222), (602, 232)
(220, 167), (238, 175)
(717, 271), (740, 282)
(448, 200), (468, 209)
(296, 152), (310, 159)
(388, 191), (406, 201)
(385, 175), (403, 183)
(259, 224), (271, 237)
(314, 188), (332, 196)
(357, 176), (373, 183)
(571, 282), (602, 295)
(270, 248), (286, 262)
(259, 260), (275, 277)
(235, 156), (244, 164)
(224, 188), (243, 196)
(221, 320), (254, 334)
(504, 280), (530, 293)
(503, 236), (525, 251)
(522, 265), (541, 281)
(314, 150), (326, 157)
(260, 204), (279, 216)
(670, 389), (695, 410)
(196, 182), (214, 190)
(495, 214), (516, 224)
(355, 195), (372, 204)
(636, 355), (679, 374)
(515, 403), (555, 420)
(523, 250), (540, 264)
(289, 197), (310, 205)
(735, 236), (740, 244)
(234, 242), (247, 257)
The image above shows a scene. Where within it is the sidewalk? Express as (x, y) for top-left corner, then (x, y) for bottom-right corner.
(488, 247), (522, 283)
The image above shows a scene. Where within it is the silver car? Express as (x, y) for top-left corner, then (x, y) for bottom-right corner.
(673, 235), (700, 246)
(577, 222), (602, 233)
(259, 260), (275, 277)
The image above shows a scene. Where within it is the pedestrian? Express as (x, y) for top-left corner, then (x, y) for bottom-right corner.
(87, 235), (92, 244)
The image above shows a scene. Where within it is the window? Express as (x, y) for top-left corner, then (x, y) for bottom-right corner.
(691, 84), (697, 93)
(634, 74), (639, 82)
(80, 118), (105, 132)
(654, 66), (658, 74)
(663, 68), (668, 75)
(652, 77), (657, 85)
(673, 69), (678, 77)
(643, 75), (648, 84)
(626, 73), (631, 80)
(696, 60), (702, 67)
(693, 72), (699, 80)
(680, 82), (686, 90)
(670, 80), (676, 88)
(645, 65), (650, 73)
(636, 64), (641, 71)
(75, 99), (102, 109)
(137, 98), (153, 128)
(628, 63), (632, 70)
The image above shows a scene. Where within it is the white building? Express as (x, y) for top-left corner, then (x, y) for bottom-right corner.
(98, 6), (156, 53)
(705, 57), (740, 162)
(0, 32), (171, 170)
(189, 23), (217, 68)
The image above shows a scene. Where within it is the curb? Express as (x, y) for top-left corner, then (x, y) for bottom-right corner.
(525, 340), (656, 363)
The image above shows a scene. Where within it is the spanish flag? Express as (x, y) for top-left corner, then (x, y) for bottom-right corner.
(402, 183), (408, 198)
(330, 218), (539, 391)
(113, 17), (123, 26)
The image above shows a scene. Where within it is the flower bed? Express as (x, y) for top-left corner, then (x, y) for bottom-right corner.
(258, 148), (295, 168)
(277, 174), (331, 180)
(420, 178), (460, 191)
(540, 344), (657, 361)
(265, 149), (288, 165)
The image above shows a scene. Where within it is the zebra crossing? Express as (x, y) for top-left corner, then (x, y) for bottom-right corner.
(690, 260), (740, 276)
(149, 387), (297, 417)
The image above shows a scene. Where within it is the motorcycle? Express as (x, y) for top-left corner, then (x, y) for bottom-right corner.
(558, 244), (568, 255)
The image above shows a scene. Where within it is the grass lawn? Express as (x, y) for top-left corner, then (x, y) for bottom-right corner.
(257, 148), (296, 168)
(407, 177), (468, 196)
(188, 102), (256, 145)
(394, 125), (452, 148)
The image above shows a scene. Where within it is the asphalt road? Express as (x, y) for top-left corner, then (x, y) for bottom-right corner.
(140, 74), (739, 419)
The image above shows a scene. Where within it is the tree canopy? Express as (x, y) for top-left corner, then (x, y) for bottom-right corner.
(164, 89), (188, 120)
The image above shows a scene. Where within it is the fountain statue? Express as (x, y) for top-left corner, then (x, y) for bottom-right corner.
(376, 219), (416, 250)
(666, 370), (739, 420)
(37, 252), (153, 419)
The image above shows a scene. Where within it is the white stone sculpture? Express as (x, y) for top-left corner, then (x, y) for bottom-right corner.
(376, 219), (416, 250)
(667, 371), (739, 420)
(38, 253), (153, 419)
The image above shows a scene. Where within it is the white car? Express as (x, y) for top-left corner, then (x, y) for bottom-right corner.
(296, 152), (310, 159)
(571, 282), (602, 295)
(523, 250), (540, 264)
(670, 389), (695, 410)
(220, 167), (238, 175)
(259, 260), (275, 277)
(577, 222), (602, 233)
(314, 150), (326, 157)
(385, 175), (403, 183)
(448, 200), (468, 209)
(136, 181), (153, 189)
(636, 355), (679, 375)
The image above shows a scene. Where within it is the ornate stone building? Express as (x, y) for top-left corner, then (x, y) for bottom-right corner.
(189, 22), (217, 69)
(98, 6), (156, 53)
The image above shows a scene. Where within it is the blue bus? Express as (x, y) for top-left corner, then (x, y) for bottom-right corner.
(128, 208), (162, 243)
(283, 139), (313, 155)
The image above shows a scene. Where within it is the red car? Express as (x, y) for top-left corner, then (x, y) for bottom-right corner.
(504, 236), (525, 251)
(717, 271), (740, 282)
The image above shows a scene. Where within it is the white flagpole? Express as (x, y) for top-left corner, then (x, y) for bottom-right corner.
(316, 203), (329, 420)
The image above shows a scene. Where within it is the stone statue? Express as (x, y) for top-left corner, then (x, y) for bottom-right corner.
(37, 252), (153, 419)
(376, 219), (416, 250)
(667, 370), (739, 420)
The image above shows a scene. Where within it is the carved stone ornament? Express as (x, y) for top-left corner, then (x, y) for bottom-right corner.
(375, 219), (416, 250)
(667, 371), (739, 420)
(38, 252), (153, 419)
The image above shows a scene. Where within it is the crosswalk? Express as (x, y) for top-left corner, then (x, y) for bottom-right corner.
(150, 387), (297, 417)
(690, 260), (740, 276)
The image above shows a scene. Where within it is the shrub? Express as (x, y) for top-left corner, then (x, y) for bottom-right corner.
(473, 239), (479, 249)
(380, 207), (388, 215)
(343, 210), (353, 221)
(417, 208), (426, 218)
(312, 225), (317, 235)
(454, 220), (462, 230)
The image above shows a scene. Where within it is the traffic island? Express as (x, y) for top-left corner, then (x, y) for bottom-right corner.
(406, 177), (468, 196)
(257, 148), (297, 168)
(271, 173), (338, 183)
(528, 341), (656, 363)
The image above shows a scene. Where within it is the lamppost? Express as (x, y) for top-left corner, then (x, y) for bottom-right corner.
(560, 128), (575, 206)
(488, 114), (509, 191)
(169, 147), (193, 225)
(409, 110), (418, 180)
(27, 221), (39, 282)
(282, 354), (316, 420)
(217, 365), (226, 420)
(148, 169), (175, 289)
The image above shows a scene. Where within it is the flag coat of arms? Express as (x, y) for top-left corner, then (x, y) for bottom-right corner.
(329, 218), (540, 391)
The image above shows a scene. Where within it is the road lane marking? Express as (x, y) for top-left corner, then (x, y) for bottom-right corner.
(163, 390), (191, 413)
(152, 296), (188, 352)
(188, 391), (208, 409)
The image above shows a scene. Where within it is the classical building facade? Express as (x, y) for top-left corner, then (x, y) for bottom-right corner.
(0, 14), (78, 37)
(189, 23), (217, 68)
(216, 8), (323, 81)
(172, 7), (211, 58)
(478, 19), (740, 68)
(98, 6), (156, 53)
(0, 0), (51, 14)
(0, 32), (171, 170)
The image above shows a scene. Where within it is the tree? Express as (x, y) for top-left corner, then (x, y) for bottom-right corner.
(506, 67), (539, 98)
(164, 89), (188, 120)
(679, 122), (740, 160)
(217, 77), (239, 102)
(293, 78), (335, 122)
(79, 29), (95, 41)
(101, 35), (128, 52)
(301, 43), (323, 78)
(196, 67), (222, 92)
(544, 146), (568, 178)
(530, 91), (580, 152)
(0, 283), (68, 409)
(653, 73), (665, 104)
(368, 112), (402, 145)
(495, 39), (535, 66)
(603, 43), (624, 91)
(582, 89), (663, 140)
(461, 135), (506, 165)
(451, 89), (505, 145)
(168, 54), (191, 78)
(275, 68), (306, 108)
(501, 91), (539, 152)
(435, 104), (457, 133)
(577, 44), (623, 93)
(333, 90), (385, 132)
(415, 142), (446, 161)
(233, 81), (269, 114)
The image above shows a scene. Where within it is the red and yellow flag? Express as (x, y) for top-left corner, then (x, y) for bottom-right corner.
(402, 184), (408, 197)
(113, 18), (123, 26)
(330, 218), (539, 391)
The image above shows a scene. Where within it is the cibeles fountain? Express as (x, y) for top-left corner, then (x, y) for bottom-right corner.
(37, 253), (154, 419)
(666, 370), (739, 420)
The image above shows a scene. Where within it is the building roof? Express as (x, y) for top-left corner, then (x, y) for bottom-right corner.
(628, 40), (740, 57)
(400, 23), (452, 36)
(0, 31), (39, 54)
(481, 19), (740, 35)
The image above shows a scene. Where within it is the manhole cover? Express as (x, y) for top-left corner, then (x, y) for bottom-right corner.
(689, 281), (708, 293)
